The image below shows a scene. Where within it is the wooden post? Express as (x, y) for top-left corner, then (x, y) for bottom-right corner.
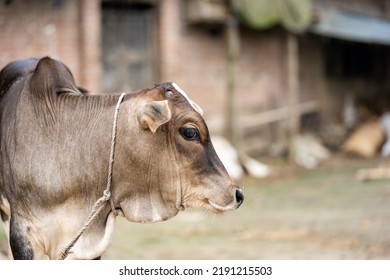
(287, 32), (300, 161)
(225, 5), (240, 147)
(78, 0), (102, 92)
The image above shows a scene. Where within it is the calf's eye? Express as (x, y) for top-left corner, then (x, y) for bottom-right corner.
(179, 127), (200, 141)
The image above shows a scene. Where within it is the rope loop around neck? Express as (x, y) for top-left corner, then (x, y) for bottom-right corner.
(58, 92), (126, 260)
(105, 92), (126, 214)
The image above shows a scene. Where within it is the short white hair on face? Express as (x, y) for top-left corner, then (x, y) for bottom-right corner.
(172, 82), (203, 116)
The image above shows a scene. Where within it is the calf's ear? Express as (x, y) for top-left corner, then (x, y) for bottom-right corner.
(138, 100), (172, 133)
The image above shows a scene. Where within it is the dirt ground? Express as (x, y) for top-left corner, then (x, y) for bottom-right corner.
(1, 155), (390, 259)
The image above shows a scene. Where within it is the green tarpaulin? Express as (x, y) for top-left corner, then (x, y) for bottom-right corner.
(232, 0), (312, 33)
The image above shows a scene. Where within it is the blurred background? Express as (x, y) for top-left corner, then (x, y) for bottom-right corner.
(1, 0), (390, 259)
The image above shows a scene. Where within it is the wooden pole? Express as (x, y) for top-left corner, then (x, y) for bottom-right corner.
(225, 4), (240, 146)
(287, 32), (300, 161)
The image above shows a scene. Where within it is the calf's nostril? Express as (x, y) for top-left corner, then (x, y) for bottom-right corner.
(235, 189), (244, 207)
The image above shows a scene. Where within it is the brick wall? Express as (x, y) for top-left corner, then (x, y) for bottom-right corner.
(159, 0), (291, 132)
(0, 0), (326, 154)
(159, 0), (228, 120)
(0, 0), (101, 92)
(0, 0), (294, 122)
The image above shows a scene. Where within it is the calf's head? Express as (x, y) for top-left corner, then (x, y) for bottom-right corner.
(116, 82), (243, 223)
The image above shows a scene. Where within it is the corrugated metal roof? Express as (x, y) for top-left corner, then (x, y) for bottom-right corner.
(310, 6), (390, 45)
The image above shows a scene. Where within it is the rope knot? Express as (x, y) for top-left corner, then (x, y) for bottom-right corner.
(102, 189), (111, 201)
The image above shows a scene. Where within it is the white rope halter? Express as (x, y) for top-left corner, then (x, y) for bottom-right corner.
(58, 93), (126, 260)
